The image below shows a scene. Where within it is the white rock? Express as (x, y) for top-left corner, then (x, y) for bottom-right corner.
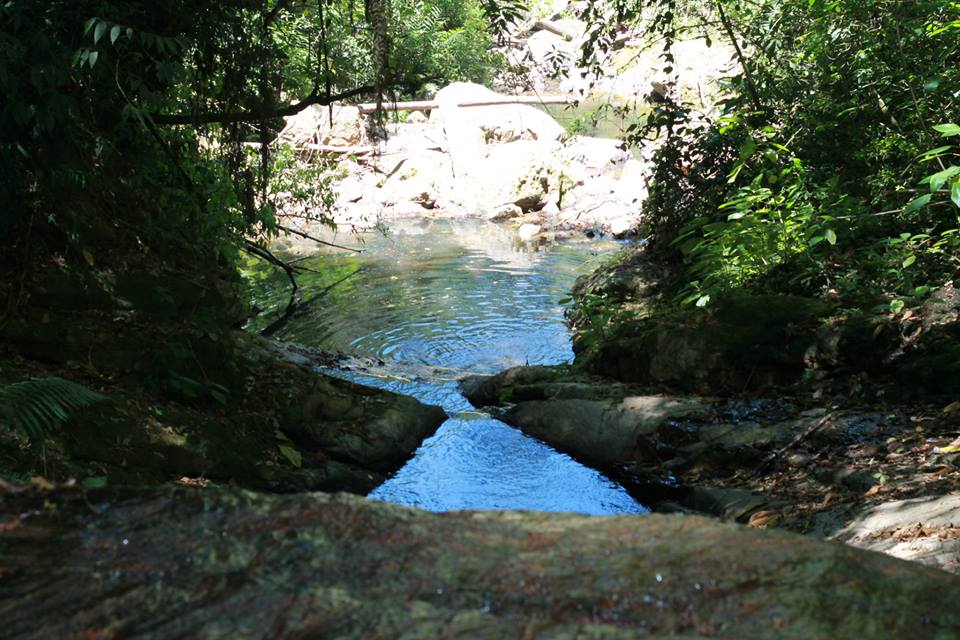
(608, 216), (634, 237)
(616, 158), (650, 204)
(406, 110), (428, 124)
(277, 103), (362, 146)
(527, 30), (574, 67)
(563, 136), (631, 171)
(518, 223), (542, 240)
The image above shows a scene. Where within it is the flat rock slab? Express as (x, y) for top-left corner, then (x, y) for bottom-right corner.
(504, 396), (708, 466)
(1, 487), (959, 639)
(832, 493), (960, 571)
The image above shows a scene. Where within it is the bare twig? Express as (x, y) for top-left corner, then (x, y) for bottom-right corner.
(750, 412), (837, 477)
(275, 223), (364, 252)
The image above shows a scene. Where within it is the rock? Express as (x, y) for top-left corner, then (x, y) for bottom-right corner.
(280, 375), (447, 473)
(832, 493), (960, 571)
(616, 158), (649, 203)
(571, 246), (661, 301)
(517, 223), (542, 240)
(684, 485), (768, 521)
(502, 395), (709, 467)
(472, 140), (561, 213)
(562, 136), (631, 171)
(815, 467), (881, 492)
(277, 103), (362, 146)
(432, 82), (565, 147)
(526, 30), (574, 66)
(406, 110), (428, 123)
(487, 203), (523, 222)
(580, 293), (833, 394)
(461, 365), (635, 407)
(3, 486), (958, 639)
(749, 509), (783, 528)
(461, 365), (567, 406)
(608, 216), (633, 237)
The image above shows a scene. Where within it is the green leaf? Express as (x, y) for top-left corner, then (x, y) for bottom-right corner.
(825, 229), (837, 245)
(87, 51), (98, 68)
(278, 444), (302, 468)
(904, 193), (932, 213)
(82, 476), (108, 488)
(695, 294), (711, 308)
(110, 25), (121, 45)
(889, 299), (905, 314)
(927, 166), (960, 192)
(93, 21), (106, 44)
(933, 123), (960, 137)
(84, 17), (97, 35)
(902, 254), (916, 268)
(919, 146), (953, 161)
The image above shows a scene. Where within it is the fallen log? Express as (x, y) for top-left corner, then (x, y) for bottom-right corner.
(513, 18), (578, 40)
(357, 95), (573, 114)
(243, 141), (374, 154)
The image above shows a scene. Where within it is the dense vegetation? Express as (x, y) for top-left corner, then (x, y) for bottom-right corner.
(0, 0), (513, 480)
(612, 0), (960, 312)
(0, 0), (510, 396)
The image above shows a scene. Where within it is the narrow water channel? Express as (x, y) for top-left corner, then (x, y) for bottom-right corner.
(246, 218), (647, 515)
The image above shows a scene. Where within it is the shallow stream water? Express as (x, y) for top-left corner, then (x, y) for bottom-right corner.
(246, 218), (647, 515)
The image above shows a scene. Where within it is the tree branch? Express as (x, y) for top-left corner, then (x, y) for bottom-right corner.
(151, 85), (374, 126)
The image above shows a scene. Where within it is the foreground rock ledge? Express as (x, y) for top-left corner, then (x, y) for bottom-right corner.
(1, 488), (958, 639)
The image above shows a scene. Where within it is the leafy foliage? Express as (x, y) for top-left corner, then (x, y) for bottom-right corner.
(481, 0), (528, 43)
(583, 0), (960, 308)
(0, 377), (109, 440)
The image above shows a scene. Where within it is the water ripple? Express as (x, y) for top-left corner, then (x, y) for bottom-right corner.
(247, 218), (646, 515)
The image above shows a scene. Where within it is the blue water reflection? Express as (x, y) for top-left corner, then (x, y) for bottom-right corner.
(251, 218), (647, 515)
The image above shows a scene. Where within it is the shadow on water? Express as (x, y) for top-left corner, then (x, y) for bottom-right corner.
(244, 218), (648, 515)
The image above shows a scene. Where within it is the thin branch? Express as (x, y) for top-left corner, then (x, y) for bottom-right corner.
(275, 223), (364, 252)
(261, 267), (363, 336)
(714, 0), (764, 114)
(151, 85), (374, 126)
(242, 240), (299, 316)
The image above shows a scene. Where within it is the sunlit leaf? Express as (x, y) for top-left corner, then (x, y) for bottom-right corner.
(278, 444), (302, 468)
(933, 123), (960, 137)
(904, 194), (932, 213)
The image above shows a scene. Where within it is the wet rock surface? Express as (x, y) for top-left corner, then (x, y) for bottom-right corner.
(463, 365), (960, 573)
(2, 485), (959, 639)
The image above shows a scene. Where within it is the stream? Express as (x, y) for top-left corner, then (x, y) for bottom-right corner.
(246, 218), (647, 515)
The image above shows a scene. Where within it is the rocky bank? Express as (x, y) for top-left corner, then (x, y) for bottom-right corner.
(461, 252), (960, 574)
(2, 485), (958, 639)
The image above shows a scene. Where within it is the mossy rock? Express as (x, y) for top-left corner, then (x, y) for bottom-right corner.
(581, 293), (832, 394)
(2, 487), (958, 639)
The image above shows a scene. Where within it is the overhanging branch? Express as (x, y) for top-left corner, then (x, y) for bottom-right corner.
(151, 85), (374, 126)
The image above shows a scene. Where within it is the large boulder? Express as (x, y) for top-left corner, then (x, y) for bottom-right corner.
(277, 103), (363, 146)
(431, 83), (567, 213)
(2, 486), (958, 639)
(579, 293), (833, 393)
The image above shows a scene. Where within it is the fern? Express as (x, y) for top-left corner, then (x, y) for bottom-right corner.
(0, 377), (109, 439)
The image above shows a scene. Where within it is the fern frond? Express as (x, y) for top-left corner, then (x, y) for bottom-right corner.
(0, 377), (109, 439)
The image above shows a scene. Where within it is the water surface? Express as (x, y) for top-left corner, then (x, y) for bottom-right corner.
(245, 218), (647, 515)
